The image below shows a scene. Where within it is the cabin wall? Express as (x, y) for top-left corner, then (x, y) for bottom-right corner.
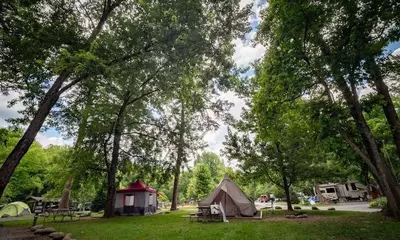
(114, 193), (124, 214)
(115, 191), (156, 215)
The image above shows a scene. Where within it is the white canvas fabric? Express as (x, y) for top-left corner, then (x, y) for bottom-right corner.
(198, 175), (257, 217)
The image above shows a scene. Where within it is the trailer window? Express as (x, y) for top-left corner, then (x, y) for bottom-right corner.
(125, 194), (134, 206)
(351, 183), (357, 190)
(345, 184), (349, 191)
(149, 194), (153, 206)
(320, 190), (326, 193)
(326, 188), (335, 193)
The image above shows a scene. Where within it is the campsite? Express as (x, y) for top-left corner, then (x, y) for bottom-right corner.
(1, 0), (400, 239)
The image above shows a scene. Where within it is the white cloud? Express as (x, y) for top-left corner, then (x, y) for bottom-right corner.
(359, 86), (375, 98)
(36, 133), (73, 148)
(233, 38), (266, 68)
(240, 0), (255, 9)
(234, 1), (268, 68)
(203, 91), (248, 168)
(0, 92), (72, 148)
(393, 48), (400, 56)
(0, 92), (23, 127)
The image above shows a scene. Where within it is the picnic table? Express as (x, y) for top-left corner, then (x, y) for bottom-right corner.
(196, 206), (211, 222)
(194, 205), (223, 222)
(48, 208), (78, 222)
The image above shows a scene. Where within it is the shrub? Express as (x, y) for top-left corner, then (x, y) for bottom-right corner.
(91, 187), (107, 212)
(290, 193), (300, 204)
(301, 198), (310, 206)
(311, 206), (319, 210)
(275, 206), (282, 210)
(328, 207), (335, 211)
(294, 206), (301, 210)
(369, 197), (387, 208)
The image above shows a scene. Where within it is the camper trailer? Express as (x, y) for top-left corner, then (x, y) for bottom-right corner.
(318, 183), (339, 202)
(317, 181), (368, 202)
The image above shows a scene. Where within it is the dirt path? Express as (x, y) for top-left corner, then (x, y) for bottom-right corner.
(263, 214), (336, 223)
(0, 226), (51, 240)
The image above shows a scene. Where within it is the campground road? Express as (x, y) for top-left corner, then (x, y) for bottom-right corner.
(255, 201), (382, 212)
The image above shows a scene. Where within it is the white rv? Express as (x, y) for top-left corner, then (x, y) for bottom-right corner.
(317, 181), (368, 202)
(318, 183), (339, 202)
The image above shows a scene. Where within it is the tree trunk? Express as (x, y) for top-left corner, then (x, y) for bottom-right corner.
(0, 2), (122, 198)
(170, 160), (182, 211)
(58, 177), (73, 209)
(283, 176), (293, 211)
(103, 98), (128, 218)
(58, 89), (93, 210)
(170, 102), (185, 211)
(338, 79), (400, 220)
(0, 72), (69, 197)
(368, 59), (400, 154)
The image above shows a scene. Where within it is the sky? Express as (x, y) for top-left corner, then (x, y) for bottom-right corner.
(0, 0), (399, 163)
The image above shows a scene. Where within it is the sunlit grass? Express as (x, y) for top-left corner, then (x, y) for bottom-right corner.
(2, 209), (399, 240)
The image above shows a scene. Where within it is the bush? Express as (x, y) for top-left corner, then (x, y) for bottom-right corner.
(91, 187), (107, 212)
(311, 206), (319, 210)
(294, 206), (301, 210)
(290, 193), (300, 204)
(300, 198), (310, 206)
(275, 206), (282, 210)
(328, 207), (335, 211)
(369, 197), (387, 208)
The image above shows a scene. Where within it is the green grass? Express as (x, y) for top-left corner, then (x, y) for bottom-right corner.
(2, 209), (400, 240)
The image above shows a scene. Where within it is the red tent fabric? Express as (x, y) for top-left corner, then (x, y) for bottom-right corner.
(117, 180), (157, 193)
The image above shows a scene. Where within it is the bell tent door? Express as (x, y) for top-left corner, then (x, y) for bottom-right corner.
(214, 190), (238, 217)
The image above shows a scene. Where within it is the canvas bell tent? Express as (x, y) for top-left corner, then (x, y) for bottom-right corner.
(115, 180), (157, 215)
(0, 202), (31, 218)
(198, 175), (257, 217)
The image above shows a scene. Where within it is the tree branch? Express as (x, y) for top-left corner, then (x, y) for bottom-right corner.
(265, 170), (284, 188)
(140, 66), (163, 89)
(77, 0), (95, 29)
(103, 123), (115, 170)
(108, 44), (153, 66)
(127, 89), (158, 105)
(88, 166), (108, 172)
(122, 131), (158, 140)
(58, 73), (90, 96)
(341, 132), (379, 177)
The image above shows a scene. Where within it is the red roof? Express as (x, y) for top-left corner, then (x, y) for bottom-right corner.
(117, 180), (157, 193)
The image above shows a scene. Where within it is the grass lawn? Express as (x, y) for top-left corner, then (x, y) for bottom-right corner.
(2, 208), (400, 240)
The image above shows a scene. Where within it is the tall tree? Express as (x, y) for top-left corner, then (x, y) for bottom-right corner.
(194, 152), (225, 184)
(256, 0), (400, 219)
(224, 101), (320, 211)
(186, 163), (213, 201)
(0, 128), (50, 203)
(0, 0), (128, 198)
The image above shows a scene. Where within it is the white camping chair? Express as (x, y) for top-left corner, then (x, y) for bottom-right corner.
(210, 204), (222, 221)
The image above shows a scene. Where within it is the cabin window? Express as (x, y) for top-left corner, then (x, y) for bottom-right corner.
(320, 190), (326, 193)
(125, 194), (134, 206)
(345, 184), (349, 191)
(351, 183), (357, 191)
(149, 194), (153, 206)
(326, 188), (335, 193)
